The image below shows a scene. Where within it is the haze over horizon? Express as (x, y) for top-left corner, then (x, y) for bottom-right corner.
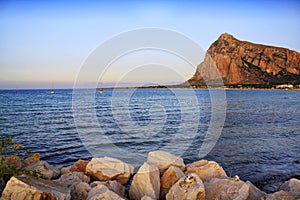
(1, 0), (299, 89)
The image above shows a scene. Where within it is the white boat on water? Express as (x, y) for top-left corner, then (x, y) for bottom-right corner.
(51, 82), (55, 94)
(99, 82), (103, 94)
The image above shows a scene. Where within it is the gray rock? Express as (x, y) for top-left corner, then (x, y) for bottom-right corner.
(70, 182), (91, 200)
(23, 160), (60, 179)
(1, 175), (71, 200)
(61, 166), (72, 174)
(129, 162), (160, 200)
(55, 171), (90, 187)
(166, 173), (205, 200)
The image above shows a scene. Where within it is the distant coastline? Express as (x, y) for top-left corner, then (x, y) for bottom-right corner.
(96, 83), (300, 91)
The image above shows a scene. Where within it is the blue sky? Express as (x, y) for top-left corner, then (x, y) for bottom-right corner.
(0, 0), (299, 89)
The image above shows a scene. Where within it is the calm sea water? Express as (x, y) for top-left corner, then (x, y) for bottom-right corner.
(0, 89), (299, 192)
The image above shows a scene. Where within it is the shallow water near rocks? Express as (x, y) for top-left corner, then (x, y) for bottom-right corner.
(0, 89), (299, 193)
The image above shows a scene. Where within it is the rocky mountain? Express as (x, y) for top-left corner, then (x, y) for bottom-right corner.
(188, 33), (300, 87)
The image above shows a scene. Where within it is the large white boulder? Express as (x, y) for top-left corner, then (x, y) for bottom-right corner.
(166, 173), (205, 200)
(86, 157), (134, 185)
(1, 175), (71, 200)
(186, 160), (227, 182)
(129, 162), (160, 200)
(147, 151), (185, 174)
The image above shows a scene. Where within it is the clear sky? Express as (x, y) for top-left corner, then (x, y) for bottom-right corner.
(0, 0), (299, 89)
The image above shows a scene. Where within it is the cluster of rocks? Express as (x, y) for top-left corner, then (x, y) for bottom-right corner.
(1, 150), (300, 200)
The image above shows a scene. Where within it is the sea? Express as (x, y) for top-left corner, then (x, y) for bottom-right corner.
(0, 89), (299, 193)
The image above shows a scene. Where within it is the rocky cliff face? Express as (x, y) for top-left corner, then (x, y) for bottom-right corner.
(188, 33), (300, 86)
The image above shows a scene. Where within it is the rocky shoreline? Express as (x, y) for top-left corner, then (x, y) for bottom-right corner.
(1, 150), (300, 200)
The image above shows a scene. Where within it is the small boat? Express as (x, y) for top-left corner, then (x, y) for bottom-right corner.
(99, 82), (103, 94)
(51, 82), (55, 94)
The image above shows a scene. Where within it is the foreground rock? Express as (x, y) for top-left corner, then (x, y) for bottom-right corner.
(55, 171), (90, 187)
(279, 178), (300, 198)
(71, 182), (91, 200)
(86, 157), (134, 185)
(141, 196), (155, 200)
(87, 184), (124, 200)
(2, 152), (298, 200)
(160, 166), (185, 199)
(166, 173), (205, 200)
(1, 175), (70, 200)
(129, 162), (160, 200)
(61, 159), (89, 174)
(91, 181), (126, 198)
(23, 160), (60, 180)
(147, 151), (185, 174)
(266, 190), (296, 200)
(186, 160), (227, 182)
(204, 177), (266, 200)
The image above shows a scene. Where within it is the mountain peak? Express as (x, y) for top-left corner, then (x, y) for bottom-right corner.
(218, 33), (236, 41)
(188, 33), (300, 86)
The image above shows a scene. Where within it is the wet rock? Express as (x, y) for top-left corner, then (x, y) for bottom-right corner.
(55, 171), (90, 187)
(266, 190), (296, 200)
(129, 162), (160, 200)
(204, 177), (266, 200)
(186, 160), (227, 182)
(91, 180), (126, 198)
(70, 182), (91, 200)
(1, 175), (70, 200)
(280, 178), (300, 198)
(87, 184), (125, 200)
(86, 157), (134, 185)
(23, 160), (60, 179)
(166, 173), (205, 200)
(160, 166), (185, 199)
(147, 151), (185, 174)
